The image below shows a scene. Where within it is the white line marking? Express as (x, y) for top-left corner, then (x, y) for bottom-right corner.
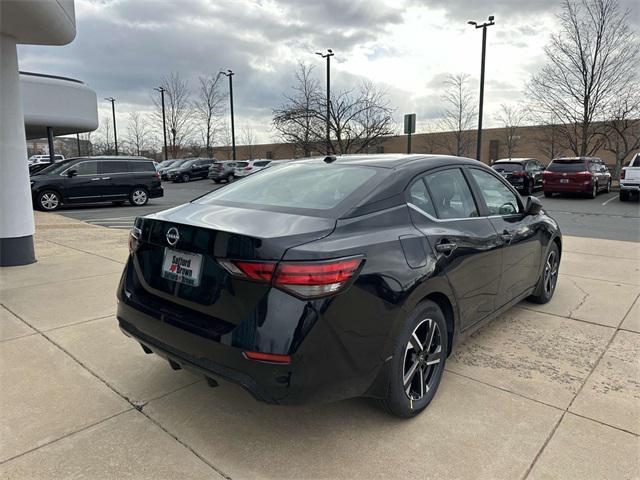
(601, 194), (618, 206)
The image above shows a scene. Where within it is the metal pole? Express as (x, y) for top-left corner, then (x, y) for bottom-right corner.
(407, 132), (412, 154)
(228, 73), (236, 161)
(326, 54), (331, 155)
(111, 99), (118, 156)
(47, 126), (55, 163)
(476, 25), (487, 162)
(76, 133), (81, 156)
(160, 88), (168, 161)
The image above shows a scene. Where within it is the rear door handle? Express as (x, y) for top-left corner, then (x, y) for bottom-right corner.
(435, 242), (457, 254)
(90, 177), (101, 181)
(101, 177), (111, 180)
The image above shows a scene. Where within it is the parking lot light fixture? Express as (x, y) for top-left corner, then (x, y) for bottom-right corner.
(468, 15), (495, 162)
(105, 97), (118, 156)
(154, 87), (168, 161)
(220, 69), (236, 161)
(315, 49), (334, 155)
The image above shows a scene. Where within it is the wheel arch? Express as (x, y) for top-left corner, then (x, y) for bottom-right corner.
(35, 187), (65, 204)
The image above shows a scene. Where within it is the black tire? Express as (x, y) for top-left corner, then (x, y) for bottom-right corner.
(181, 173), (190, 183)
(129, 187), (149, 207)
(213, 179), (220, 184)
(227, 174), (234, 182)
(619, 190), (629, 201)
(380, 300), (448, 418)
(522, 180), (532, 196)
(589, 182), (598, 198)
(606, 179), (611, 193)
(528, 242), (560, 304)
(544, 191), (553, 198)
(36, 190), (62, 211)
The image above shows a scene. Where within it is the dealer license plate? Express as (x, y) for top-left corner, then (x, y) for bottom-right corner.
(161, 248), (203, 287)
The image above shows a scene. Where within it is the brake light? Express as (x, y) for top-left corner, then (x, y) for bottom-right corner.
(512, 171), (527, 177)
(620, 169), (626, 179)
(155, 171), (161, 180)
(243, 351), (291, 364)
(128, 226), (141, 254)
(220, 257), (363, 298)
(244, 166), (252, 170)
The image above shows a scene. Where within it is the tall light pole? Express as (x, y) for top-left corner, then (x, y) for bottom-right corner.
(468, 15), (495, 162)
(105, 97), (118, 155)
(315, 49), (334, 155)
(154, 87), (168, 161)
(220, 69), (236, 161)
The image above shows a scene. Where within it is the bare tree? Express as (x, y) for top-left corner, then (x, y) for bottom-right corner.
(126, 112), (150, 156)
(273, 63), (324, 157)
(438, 73), (476, 156)
(527, 0), (638, 157)
(153, 72), (192, 158)
(194, 74), (226, 157)
(94, 116), (113, 155)
(495, 104), (526, 158)
(602, 96), (640, 177)
(328, 81), (395, 154)
(274, 66), (394, 155)
(240, 126), (257, 160)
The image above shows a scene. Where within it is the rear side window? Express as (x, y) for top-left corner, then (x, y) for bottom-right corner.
(424, 169), (478, 219)
(408, 180), (436, 217)
(74, 161), (98, 175)
(128, 161), (156, 172)
(99, 161), (129, 174)
(254, 161), (270, 167)
(631, 154), (640, 167)
(199, 163), (380, 212)
(235, 162), (249, 167)
(547, 160), (588, 172)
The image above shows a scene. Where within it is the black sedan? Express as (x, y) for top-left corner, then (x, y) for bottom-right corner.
(117, 154), (561, 417)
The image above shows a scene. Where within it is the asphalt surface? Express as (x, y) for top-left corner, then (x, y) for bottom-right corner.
(58, 180), (640, 242)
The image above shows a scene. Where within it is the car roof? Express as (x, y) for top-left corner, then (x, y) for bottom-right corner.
(68, 156), (153, 162)
(494, 158), (536, 163)
(552, 157), (600, 161)
(290, 153), (483, 170)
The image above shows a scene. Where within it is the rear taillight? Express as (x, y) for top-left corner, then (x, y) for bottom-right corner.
(244, 166), (252, 170)
(128, 226), (141, 254)
(155, 171), (161, 180)
(219, 257), (363, 298)
(620, 169), (626, 179)
(512, 171), (527, 177)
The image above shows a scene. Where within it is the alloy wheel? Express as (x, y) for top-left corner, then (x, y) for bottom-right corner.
(132, 189), (147, 205)
(40, 192), (59, 210)
(402, 318), (443, 401)
(543, 250), (559, 296)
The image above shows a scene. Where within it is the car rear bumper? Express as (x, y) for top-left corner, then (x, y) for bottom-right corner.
(543, 181), (592, 193)
(620, 182), (640, 192)
(116, 260), (386, 405)
(149, 186), (163, 198)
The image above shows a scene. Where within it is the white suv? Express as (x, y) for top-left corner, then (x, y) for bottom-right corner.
(29, 154), (65, 164)
(233, 159), (272, 178)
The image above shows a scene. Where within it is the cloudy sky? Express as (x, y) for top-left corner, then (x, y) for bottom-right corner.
(17, 0), (638, 145)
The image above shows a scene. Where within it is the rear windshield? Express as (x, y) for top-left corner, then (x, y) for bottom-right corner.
(547, 160), (587, 172)
(254, 161), (270, 167)
(235, 162), (249, 167)
(492, 163), (523, 172)
(198, 163), (382, 213)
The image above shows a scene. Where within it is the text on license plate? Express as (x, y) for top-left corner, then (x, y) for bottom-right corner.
(161, 248), (203, 287)
(560, 179), (569, 183)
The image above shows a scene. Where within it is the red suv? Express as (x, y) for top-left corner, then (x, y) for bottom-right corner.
(543, 157), (612, 198)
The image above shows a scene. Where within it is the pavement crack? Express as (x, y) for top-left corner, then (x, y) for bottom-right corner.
(567, 277), (590, 318)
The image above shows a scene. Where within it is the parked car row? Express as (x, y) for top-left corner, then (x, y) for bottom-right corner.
(491, 156), (614, 199)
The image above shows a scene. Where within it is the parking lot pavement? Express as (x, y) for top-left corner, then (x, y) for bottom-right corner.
(0, 212), (638, 479)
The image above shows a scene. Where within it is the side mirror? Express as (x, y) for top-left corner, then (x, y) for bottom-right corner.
(67, 169), (78, 177)
(525, 196), (543, 216)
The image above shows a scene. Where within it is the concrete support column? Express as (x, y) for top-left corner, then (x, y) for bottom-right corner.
(0, 33), (36, 266)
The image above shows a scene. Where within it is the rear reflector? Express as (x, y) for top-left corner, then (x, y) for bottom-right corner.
(244, 351), (291, 364)
(220, 257), (363, 298)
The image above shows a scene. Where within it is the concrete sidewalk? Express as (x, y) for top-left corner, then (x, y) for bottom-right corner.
(1, 212), (638, 479)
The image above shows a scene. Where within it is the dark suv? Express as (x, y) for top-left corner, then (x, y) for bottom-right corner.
(208, 161), (237, 183)
(30, 156), (163, 211)
(166, 158), (215, 183)
(491, 158), (545, 195)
